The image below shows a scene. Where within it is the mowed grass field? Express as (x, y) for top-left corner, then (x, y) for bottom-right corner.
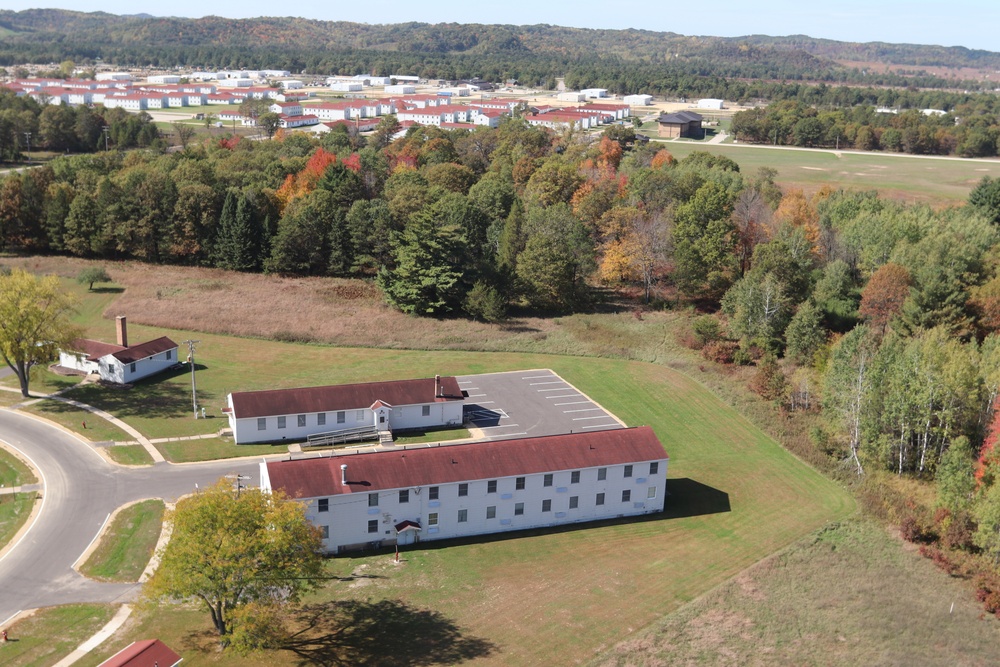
(76, 355), (853, 666)
(657, 141), (1000, 204)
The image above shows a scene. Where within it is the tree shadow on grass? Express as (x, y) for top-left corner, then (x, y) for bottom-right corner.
(89, 286), (125, 294)
(281, 599), (497, 666)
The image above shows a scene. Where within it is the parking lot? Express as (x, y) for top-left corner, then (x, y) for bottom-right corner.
(458, 369), (624, 440)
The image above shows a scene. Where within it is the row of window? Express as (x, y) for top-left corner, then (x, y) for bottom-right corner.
(363, 488), (658, 533)
(125, 349), (173, 374)
(256, 404), (435, 431)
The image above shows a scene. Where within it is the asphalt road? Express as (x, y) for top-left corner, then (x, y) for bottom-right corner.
(0, 409), (259, 626)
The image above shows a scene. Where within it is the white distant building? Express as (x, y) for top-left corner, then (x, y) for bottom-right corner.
(385, 84), (417, 94)
(262, 69), (291, 78)
(260, 426), (668, 554)
(697, 98), (724, 110)
(581, 88), (608, 99)
(557, 91), (587, 102)
(218, 78), (253, 88)
(330, 82), (364, 92)
(95, 72), (133, 82)
(623, 94), (653, 106)
(922, 108), (947, 116)
(280, 80), (304, 90)
(391, 75), (420, 83)
(147, 75), (181, 85)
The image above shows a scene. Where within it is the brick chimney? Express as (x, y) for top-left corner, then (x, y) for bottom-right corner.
(435, 375), (441, 398)
(115, 315), (128, 348)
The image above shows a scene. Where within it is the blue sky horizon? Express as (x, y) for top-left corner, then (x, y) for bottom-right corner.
(3, 2), (999, 52)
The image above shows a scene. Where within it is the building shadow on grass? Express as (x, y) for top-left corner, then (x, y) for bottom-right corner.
(661, 478), (731, 519)
(281, 599), (497, 666)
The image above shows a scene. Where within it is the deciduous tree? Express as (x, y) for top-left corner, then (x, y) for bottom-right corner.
(145, 480), (324, 645)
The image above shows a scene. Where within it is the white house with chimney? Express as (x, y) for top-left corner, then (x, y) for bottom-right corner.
(225, 376), (465, 445)
(58, 316), (179, 384)
(260, 426), (668, 554)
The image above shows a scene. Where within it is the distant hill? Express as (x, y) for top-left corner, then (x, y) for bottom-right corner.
(1, 10), (997, 92)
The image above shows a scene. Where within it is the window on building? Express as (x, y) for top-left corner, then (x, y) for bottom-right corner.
(337, 411), (346, 424)
(596, 493), (605, 506)
(647, 487), (657, 499)
(624, 464), (633, 478)
(458, 509), (468, 523)
(422, 405), (431, 417)
(571, 471), (581, 484)
(487, 480), (497, 493)
(368, 519), (378, 533)
(317, 498), (328, 513)
(356, 409), (365, 421)
(317, 413), (326, 426)
(514, 502), (524, 516)
(166, 349), (172, 360)
(399, 489), (409, 503)
(515, 477), (525, 490)
(543, 474), (553, 487)
(622, 490), (631, 502)
(368, 493), (378, 507)
(321, 525), (329, 539)
(569, 496), (579, 509)
(542, 499), (552, 512)
(257, 417), (266, 431)
(429, 486), (439, 500)
(486, 506), (496, 519)
(277, 416), (286, 429)
(428, 512), (438, 526)
(598, 468), (607, 481)
(129, 362), (136, 373)
(297, 414), (306, 428)
(649, 461), (659, 475)
(458, 483), (468, 497)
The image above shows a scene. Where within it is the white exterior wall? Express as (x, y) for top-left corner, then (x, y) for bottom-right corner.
(557, 92), (586, 102)
(230, 399), (462, 444)
(697, 98), (724, 110)
(581, 88), (608, 99)
(98, 348), (177, 384)
(281, 80), (304, 89)
(148, 75), (181, 84)
(58, 351), (98, 375)
(623, 94), (653, 106)
(330, 82), (364, 92)
(275, 459), (668, 553)
(385, 85), (416, 94)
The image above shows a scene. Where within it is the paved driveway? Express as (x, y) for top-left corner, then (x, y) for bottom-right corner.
(0, 409), (259, 626)
(458, 370), (624, 440)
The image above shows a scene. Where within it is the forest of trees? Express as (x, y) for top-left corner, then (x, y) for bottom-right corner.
(731, 99), (1000, 157)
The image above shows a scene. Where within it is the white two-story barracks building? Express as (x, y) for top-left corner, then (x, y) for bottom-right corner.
(225, 376), (465, 444)
(260, 426), (668, 553)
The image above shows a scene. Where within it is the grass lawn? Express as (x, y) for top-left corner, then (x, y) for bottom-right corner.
(23, 400), (133, 444)
(156, 437), (286, 463)
(79, 356), (854, 666)
(656, 141), (999, 204)
(0, 604), (117, 667)
(0, 366), (80, 396)
(393, 426), (472, 445)
(0, 448), (38, 551)
(106, 445), (154, 466)
(80, 499), (165, 582)
(594, 519), (1000, 666)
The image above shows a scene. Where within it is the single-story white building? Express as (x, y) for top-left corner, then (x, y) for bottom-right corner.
(261, 426), (668, 554)
(623, 94), (653, 106)
(384, 84), (417, 94)
(581, 88), (608, 99)
(59, 316), (179, 385)
(225, 376), (465, 445)
(697, 98), (724, 110)
(557, 91), (586, 103)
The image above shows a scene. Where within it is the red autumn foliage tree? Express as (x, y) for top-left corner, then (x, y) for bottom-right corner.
(977, 395), (1000, 488)
(274, 148), (340, 212)
(859, 262), (912, 336)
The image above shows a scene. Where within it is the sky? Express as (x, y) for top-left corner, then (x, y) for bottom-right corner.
(5, 1), (1000, 52)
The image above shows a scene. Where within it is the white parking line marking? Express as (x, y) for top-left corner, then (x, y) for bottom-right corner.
(536, 388), (569, 392)
(563, 408), (603, 413)
(482, 423), (520, 429)
(521, 375), (557, 379)
(554, 401), (591, 406)
(458, 380), (475, 384)
(471, 400), (495, 404)
(467, 394), (487, 397)
(582, 423), (621, 429)
(573, 415), (610, 420)
(462, 387), (479, 390)
(546, 394), (581, 399)
(529, 381), (565, 385)
(489, 432), (528, 438)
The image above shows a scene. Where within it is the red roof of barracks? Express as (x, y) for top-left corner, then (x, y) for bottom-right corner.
(266, 426), (667, 498)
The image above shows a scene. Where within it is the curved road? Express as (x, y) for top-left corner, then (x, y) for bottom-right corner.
(0, 409), (259, 626)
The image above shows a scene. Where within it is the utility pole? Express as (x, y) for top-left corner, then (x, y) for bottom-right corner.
(102, 126), (110, 151)
(183, 339), (200, 418)
(23, 131), (30, 161)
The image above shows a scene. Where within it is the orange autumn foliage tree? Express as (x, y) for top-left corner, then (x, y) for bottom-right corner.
(274, 148), (340, 212)
(597, 136), (623, 172)
(650, 149), (675, 169)
(774, 188), (821, 255)
(977, 396), (1000, 488)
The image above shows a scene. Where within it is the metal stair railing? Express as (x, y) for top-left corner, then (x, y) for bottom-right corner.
(305, 425), (379, 447)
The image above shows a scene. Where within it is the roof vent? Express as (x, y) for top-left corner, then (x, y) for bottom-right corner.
(340, 464), (347, 485)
